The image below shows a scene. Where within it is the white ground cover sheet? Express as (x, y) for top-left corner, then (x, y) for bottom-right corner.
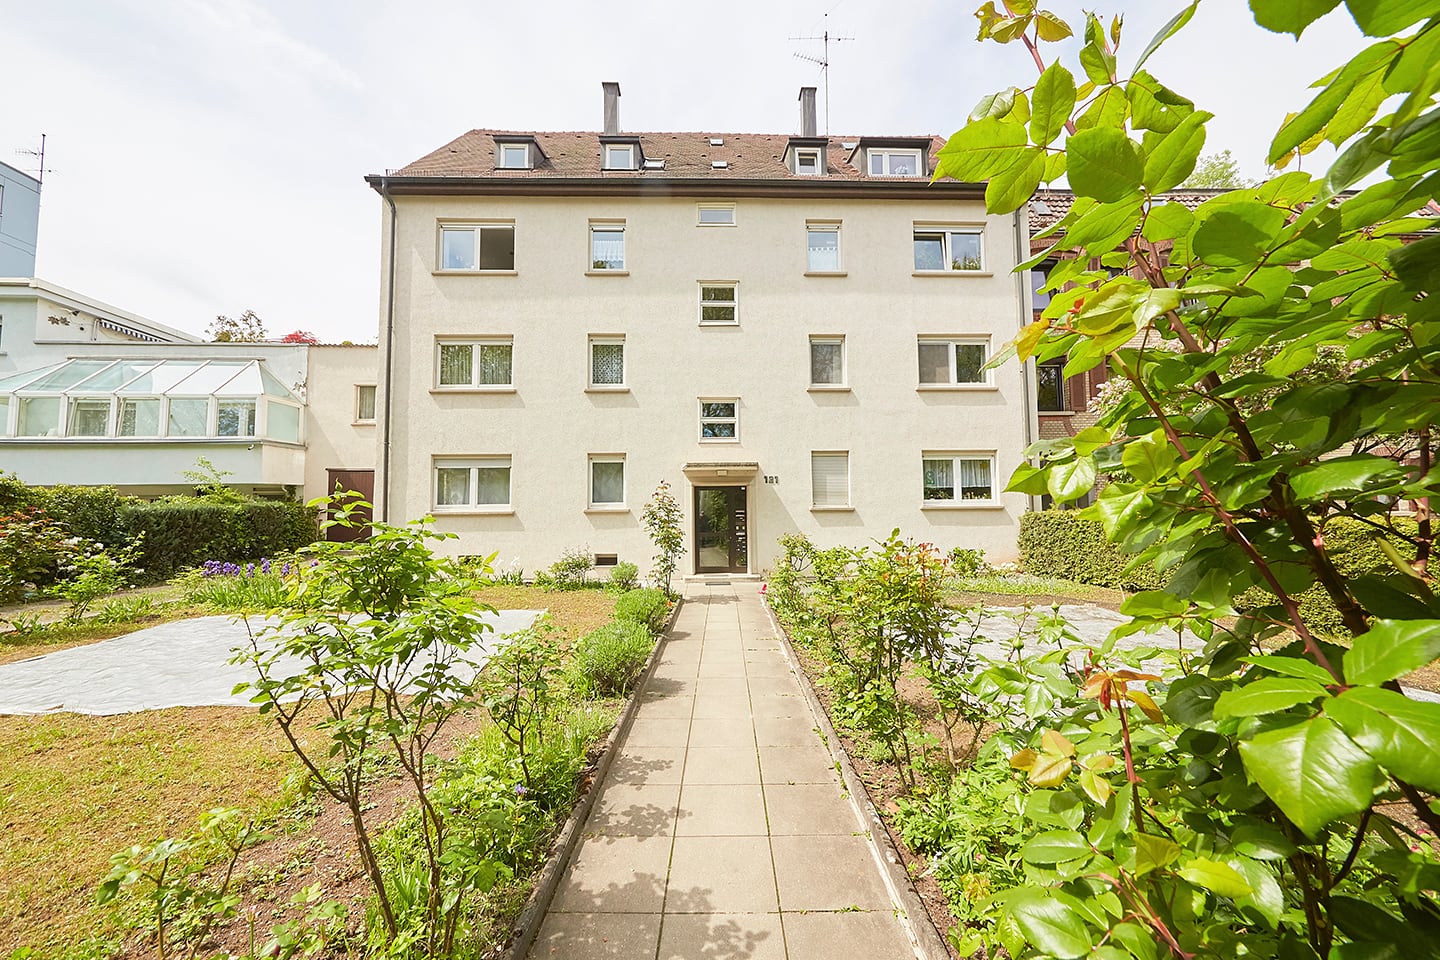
(0, 610), (543, 716)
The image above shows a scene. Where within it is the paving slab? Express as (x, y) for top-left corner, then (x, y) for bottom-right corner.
(0, 610), (541, 716)
(657, 913), (785, 960)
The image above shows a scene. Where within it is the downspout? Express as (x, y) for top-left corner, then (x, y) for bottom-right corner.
(1013, 205), (1037, 514)
(379, 177), (398, 523)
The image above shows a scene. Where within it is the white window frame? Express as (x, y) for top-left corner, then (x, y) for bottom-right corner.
(437, 221), (516, 273)
(66, 396), (114, 437)
(603, 143), (636, 170)
(917, 337), (992, 388)
(696, 203), (736, 226)
(434, 337), (515, 391)
(921, 452), (998, 507)
(588, 335), (626, 390)
(589, 221), (626, 272)
(588, 454), (627, 510)
(794, 148), (823, 175)
(355, 384), (377, 422)
(809, 336), (847, 389)
(913, 225), (985, 273)
(698, 282), (739, 326)
(698, 398), (739, 442)
(433, 457), (512, 512)
(806, 222), (843, 274)
(811, 451), (852, 510)
(869, 148), (924, 176)
(497, 142), (530, 169)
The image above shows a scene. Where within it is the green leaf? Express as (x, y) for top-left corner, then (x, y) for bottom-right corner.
(1122, 590), (1189, 618)
(1389, 233), (1440, 292)
(1031, 62), (1077, 147)
(1048, 458), (1098, 502)
(970, 86), (1022, 122)
(1000, 887), (1097, 959)
(935, 118), (1031, 182)
(1249, 0), (1342, 36)
(1327, 687), (1440, 793)
(1192, 202), (1288, 267)
(1132, 833), (1182, 875)
(1233, 856), (1285, 925)
(986, 148), (1048, 214)
(1214, 677), (1330, 719)
(1345, 619), (1440, 685)
(1242, 655), (1337, 685)
(1237, 715), (1381, 837)
(1121, 437), (1179, 483)
(1066, 128), (1145, 202)
(1344, 0), (1440, 36)
(1021, 829), (1093, 864)
(1079, 41), (1112, 86)
(1034, 10), (1074, 41)
(1142, 202), (1195, 242)
(1134, 2), (1200, 70)
(1179, 858), (1254, 898)
(1066, 197), (1144, 250)
(1289, 455), (1405, 500)
(1144, 110), (1212, 192)
(1071, 425), (1111, 456)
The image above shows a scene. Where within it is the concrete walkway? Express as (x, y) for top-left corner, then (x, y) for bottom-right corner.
(529, 582), (921, 960)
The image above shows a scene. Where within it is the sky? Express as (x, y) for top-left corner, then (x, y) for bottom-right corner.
(1, 0), (1366, 343)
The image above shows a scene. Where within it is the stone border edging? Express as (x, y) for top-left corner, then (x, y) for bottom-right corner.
(763, 598), (952, 960)
(505, 595), (685, 960)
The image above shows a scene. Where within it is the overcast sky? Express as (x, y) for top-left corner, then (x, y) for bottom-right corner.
(2, 0), (1364, 343)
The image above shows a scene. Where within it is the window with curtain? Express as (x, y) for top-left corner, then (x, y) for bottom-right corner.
(590, 457), (625, 507)
(356, 385), (376, 420)
(811, 452), (850, 507)
(807, 226), (840, 272)
(923, 454), (995, 502)
(437, 341), (513, 388)
(434, 458), (511, 509)
(590, 338), (625, 386)
(590, 225), (625, 270)
(810, 338), (844, 386)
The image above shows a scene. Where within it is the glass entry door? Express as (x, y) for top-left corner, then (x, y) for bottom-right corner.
(694, 486), (749, 573)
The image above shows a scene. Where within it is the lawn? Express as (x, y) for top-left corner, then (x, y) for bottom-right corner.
(0, 584), (618, 957)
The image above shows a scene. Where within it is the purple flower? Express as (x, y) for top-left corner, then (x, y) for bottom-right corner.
(281, 562), (292, 576)
(513, 783), (528, 796)
(246, 563), (255, 577)
(261, 558), (271, 575)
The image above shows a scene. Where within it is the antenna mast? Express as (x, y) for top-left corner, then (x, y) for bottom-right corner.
(790, 15), (853, 135)
(17, 134), (51, 190)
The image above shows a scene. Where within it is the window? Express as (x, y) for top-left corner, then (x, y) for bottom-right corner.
(699, 399), (738, 441)
(438, 224), (515, 272)
(114, 398), (158, 437)
(869, 149), (923, 176)
(923, 455), (995, 503)
(589, 336), (625, 388)
(604, 143), (636, 170)
(66, 398), (110, 436)
(434, 458), (511, 510)
(590, 223), (625, 271)
(699, 283), (738, 325)
(806, 224), (841, 272)
(913, 228), (984, 272)
(1031, 264), (1055, 309)
(810, 337), (845, 387)
(589, 455), (626, 508)
(167, 397), (208, 437)
(497, 143), (530, 169)
(1037, 359), (1067, 411)
(217, 400), (257, 437)
(794, 149), (822, 175)
(918, 338), (989, 386)
(697, 203), (736, 226)
(437, 339), (514, 388)
(811, 452), (850, 508)
(17, 396), (59, 436)
(356, 385), (377, 421)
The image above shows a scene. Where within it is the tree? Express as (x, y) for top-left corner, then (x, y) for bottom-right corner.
(939, 0), (1440, 955)
(280, 330), (318, 343)
(207, 309), (266, 342)
(640, 480), (684, 595)
(1181, 149), (1253, 188)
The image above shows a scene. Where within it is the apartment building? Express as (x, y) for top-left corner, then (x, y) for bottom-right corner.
(367, 84), (1038, 579)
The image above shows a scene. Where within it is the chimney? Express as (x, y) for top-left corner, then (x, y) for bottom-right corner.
(603, 82), (621, 136)
(799, 86), (817, 138)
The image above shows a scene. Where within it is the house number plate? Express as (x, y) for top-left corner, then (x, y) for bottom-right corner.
(763, 475), (780, 484)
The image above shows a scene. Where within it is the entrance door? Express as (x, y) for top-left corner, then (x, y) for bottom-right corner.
(694, 486), (748, 573)
(324, 469), (374, 542)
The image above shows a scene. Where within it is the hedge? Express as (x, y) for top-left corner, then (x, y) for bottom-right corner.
(614, 588), (670, 635)
(1018, 510), (1417, 638)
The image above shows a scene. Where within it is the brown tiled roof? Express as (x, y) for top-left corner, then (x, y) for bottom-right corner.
(387, 130), (948, 181)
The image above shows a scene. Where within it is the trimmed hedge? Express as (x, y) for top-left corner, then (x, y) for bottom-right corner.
(1018, 509), (1417, 638)
(614, 588), (670, 634)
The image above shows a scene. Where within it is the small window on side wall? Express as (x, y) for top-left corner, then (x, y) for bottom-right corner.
(697, 203), (736, 226)
(811, 452), (850, 507)
(590, 223), (625, 271)
(436, 339), (514, 388)
(809, 337), (845, 386)
(355, 385), (376, 421)
(806, 224), (841, 272)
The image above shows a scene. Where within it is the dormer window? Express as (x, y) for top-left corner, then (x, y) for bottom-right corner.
(869, 148), (924, 176)
(603, 143), (637, 170)
(794, 149), (822, 175)
(497, 143), (530, 169)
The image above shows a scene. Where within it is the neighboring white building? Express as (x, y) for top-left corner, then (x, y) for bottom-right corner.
(367, 84), (1038, 579)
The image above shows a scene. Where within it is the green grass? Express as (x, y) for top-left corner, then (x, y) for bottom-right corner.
(952, 573), (1124, 605)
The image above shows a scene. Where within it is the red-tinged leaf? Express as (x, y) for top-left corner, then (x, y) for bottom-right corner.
(1127, 690), (1165, 723)
(1029, 753), (1074, 787)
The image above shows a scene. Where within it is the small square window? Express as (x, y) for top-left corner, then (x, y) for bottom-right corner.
(434, 457), (511, 510)
(811, 452), (850, 508)
(497, 143), (530, 169)
(604, 143), (636, 170)
(806, 225), (841, 272)
(810, 337), (845, 386)
(869, 149), (924, 176)
(923, 454), (995, 503)
(590, 224), (625, 271)
(589, 336), (625, 387)
(699, 283), (738, 325)
(918, 339), (989, 386)
(355, 385), (377, 421)
(795, 149), (822, 175)
(437, 339), (514, 388)
(697, 203), (736, 226)
(439, 224), (515, 272)
(590, 456), (626, 508)
(699, 399), (739, 441)
(913, 227), (984, 272)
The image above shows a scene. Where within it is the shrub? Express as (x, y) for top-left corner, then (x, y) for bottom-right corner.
(568, 620), (655, 698)
(947, 547), (990, 578)
(121, 499), (316, 580)
(544, 546), (593, 590)
(607, 561), (639, 592)
(1017, 510), (1164, 591)
(42, 484), (125, 546)
(56, 539), (143, 622)
(613, 587), (669, 634)
(0, 508), (82, 601)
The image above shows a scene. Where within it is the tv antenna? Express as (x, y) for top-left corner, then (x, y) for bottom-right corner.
(790, 15), (853, 135)
(16, 134), (52, 189)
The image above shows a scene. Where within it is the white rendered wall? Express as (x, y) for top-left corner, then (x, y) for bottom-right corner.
(303, 344), (378, 501)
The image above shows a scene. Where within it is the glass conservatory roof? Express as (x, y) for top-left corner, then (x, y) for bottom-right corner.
(0, 358), (301, 402)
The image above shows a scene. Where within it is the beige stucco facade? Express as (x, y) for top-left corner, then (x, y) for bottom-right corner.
(303, 344), (378, 503)
(375, 189), (1038, 579)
